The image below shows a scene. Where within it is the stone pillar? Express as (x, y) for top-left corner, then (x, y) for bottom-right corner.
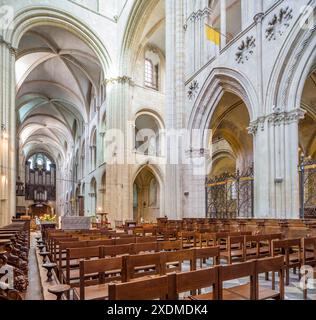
(165, 0), (186, 219)
(183, 148), (209, 218)
(220, 0), (226, 48)
(250, 108), (305, 219)
(0, 38), (16, 227)
(105, 76), (132, 223)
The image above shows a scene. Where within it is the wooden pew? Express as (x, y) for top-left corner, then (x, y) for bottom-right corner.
(301, 237), (316, 299)
(272, 238), (302, 285)
(122, 252), (162, 282)
(227, 256), (285, 300)
(218, 261), (256, 300)
(108, 275), (168, 300)
(168, 267), (219, 300)
(161, 249), (195, 274)
(220, 236), (246, 264)
(75, 257), (123, 300)
(194, 246), (220, 269)
(158, 240), (182, 252)
(64, 246), (104, 286)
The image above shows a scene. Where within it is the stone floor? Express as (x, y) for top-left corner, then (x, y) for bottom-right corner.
(25, 234), (43, 300)
(187, 259), (316, 300)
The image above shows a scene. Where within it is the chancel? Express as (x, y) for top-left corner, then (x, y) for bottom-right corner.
(0, 0), (316, 302)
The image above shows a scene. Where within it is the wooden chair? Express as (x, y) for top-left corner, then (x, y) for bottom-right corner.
(131, 242), (158, 254)
(64, 246), (104, 286)
(122, 252), (162, 282)
(218, 261), (256, 300)
(168, 267), (219, 300)
(136, 236), (157, 243)
(179, 231), (197, 249)
(158, 240), (182, 252)
(103, 244), (132, 257)
(272, 238), (301, 285)
(108, 275), (168, 300)
(226, 256), (284, 300)
(194, 246), (220, 269)
(301, 237), (316, 299)
(74, 257), (123, 300)
(301, 236), (316, 267)
(115, 237), (136, 245)
(220, 236), (246, 264)
(197, 233), (215, 248)
(161, 249), (195, 274)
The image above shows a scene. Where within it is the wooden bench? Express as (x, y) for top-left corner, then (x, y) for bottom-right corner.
(272, 238), (301, 285)
(168, 267), (218, 300)
(108, 275), (168, 300)
(74, 256), (123, 300)
(122, 252), (162, 282)
(64, 246), (104, 286)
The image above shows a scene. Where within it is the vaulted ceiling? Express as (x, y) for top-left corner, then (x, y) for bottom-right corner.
(16, 26), (102, 165)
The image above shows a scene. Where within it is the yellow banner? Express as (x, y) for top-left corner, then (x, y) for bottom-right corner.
(205, 24), (220, 46)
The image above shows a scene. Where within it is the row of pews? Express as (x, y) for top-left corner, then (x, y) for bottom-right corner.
(0, 220), (30, 300)
(156, 218), (316, 238)
(36, 226), (316, 300)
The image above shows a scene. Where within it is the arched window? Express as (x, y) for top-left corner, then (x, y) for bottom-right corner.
(145, 58), (158, 90)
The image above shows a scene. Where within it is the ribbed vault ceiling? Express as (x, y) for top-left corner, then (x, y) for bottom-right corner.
(16, 26), (102, 164)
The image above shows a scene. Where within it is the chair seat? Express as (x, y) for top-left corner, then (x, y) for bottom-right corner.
(61, 259), (79, 268)
(221, 249), (244, 258)
(226, 284), (280, 300)
(189, 290), (246, 301)
(73, 283), (110, 300)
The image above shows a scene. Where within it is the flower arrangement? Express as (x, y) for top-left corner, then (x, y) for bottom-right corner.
(40, 214), (57, 223)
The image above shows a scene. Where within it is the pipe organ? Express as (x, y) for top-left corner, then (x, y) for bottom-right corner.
(25, 153), (56, 202)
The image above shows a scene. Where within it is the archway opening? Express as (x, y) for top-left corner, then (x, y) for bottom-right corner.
(299, 67), (316, 218)
(207, 92), (253, 218)
(133, 166), (160, 223)
(135, 114), (161, 156)
(15, 24), (103, 219)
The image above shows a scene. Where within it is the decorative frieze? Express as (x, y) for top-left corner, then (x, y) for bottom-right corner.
(235, 36), (256, 64)
(266, 7), (293, 41)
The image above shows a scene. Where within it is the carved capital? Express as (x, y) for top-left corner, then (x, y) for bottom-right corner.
(0, 36), (18, 56)
(106, 76), (134, 86)
(248, 117), (265, 135)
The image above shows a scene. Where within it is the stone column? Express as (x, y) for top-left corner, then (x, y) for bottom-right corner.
(165, 0), (186, 219)
(220, 0), (226, 48)
(105, 76), (132, 223)
(0, 38), (16, 227)
(250, 108), (305, 219)
(183, 148), (210, 218)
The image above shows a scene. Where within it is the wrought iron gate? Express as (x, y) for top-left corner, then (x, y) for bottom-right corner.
(206, 168), (254, 219)
(299, 158), (316, 219)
